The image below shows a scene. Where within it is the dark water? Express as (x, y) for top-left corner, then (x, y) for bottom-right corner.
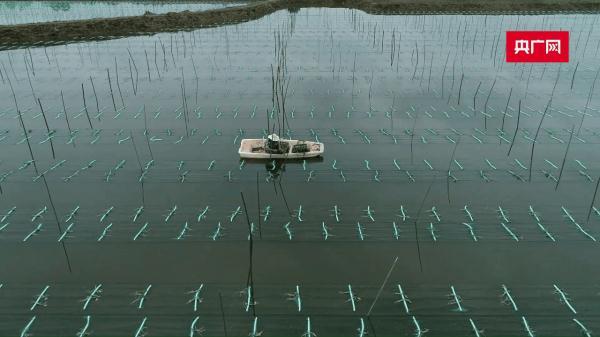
(1, 8), (600, 337)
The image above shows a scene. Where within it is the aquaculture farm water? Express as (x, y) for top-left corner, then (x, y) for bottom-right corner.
(0, 7), (600, 337)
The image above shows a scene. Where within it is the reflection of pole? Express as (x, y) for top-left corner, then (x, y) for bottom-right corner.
(391, 94), (395, 132)
(81, 83), (93, 129)
(447, 137), (460, 204)
(9, 73), (71, 273)
(42, 171), (72, 273)
(588, 175), (600, 222)
(8, 73), (37, 174)
(241, 192), (256, 317)
(107, 68), (117, 113)
(115, 57), (125, 107)
(578, 66), (599, 135)
(256, 172), (262, 239)
(483, 78), (497, 129)
(278, 165), (292, 217)
(457, 73), (464, 105)
(60, 91), (72, 138)
(529, 99), (551, 182)
(414, 180), (435, 273)
(143, 105), (153, 160)
(89, 76), (100, 118)
(131, 132), (145, 207)
(37, 98), (55, 159)
(367, 256), (399, 316)
(473, 81), (482, 113)
(556, 125), (574, 190)
(501, 87), (512, 132)
(410, 115), (417, 164)
(507, 100), (522, 157)
(218, 292), (228, 337)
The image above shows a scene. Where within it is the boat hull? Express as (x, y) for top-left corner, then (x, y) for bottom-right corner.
(238, 139), (324, 159)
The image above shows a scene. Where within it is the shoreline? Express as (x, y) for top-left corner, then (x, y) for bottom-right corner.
(0, 0), (599, 47)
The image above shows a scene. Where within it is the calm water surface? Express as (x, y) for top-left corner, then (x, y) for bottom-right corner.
(0, 7), (599, 337)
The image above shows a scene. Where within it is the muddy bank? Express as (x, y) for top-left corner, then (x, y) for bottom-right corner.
(0, 0), (599, 47)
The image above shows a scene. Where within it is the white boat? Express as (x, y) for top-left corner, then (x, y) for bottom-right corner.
(238, 134), (324, 159)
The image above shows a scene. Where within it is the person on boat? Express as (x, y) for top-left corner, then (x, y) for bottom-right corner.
(265, 133), (289, 154)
